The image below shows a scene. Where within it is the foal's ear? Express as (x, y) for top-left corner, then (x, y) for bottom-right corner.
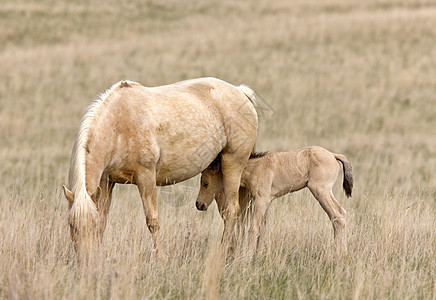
(207, 155), (221, 174)
(210, 163), (221, 174)
(208, 160), (221, 175)
(63, 185), (74, 204)
(90, 186), (102, 204)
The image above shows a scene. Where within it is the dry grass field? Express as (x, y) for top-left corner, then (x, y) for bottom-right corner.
(0, 0), (435, 299)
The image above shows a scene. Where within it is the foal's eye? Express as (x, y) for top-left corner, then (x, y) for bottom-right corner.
(203, 183), (209, 188)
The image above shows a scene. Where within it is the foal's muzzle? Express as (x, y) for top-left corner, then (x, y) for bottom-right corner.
(195, 201), (207, 211)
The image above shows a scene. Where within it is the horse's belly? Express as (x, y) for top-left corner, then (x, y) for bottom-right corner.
(155, 131), (226, 185)
(108, 170), (136, 184)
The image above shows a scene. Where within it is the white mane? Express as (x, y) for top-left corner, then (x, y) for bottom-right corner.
(67, 81), (128, 218)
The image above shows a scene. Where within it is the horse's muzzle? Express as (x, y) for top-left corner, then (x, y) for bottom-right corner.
(195, 201), (207, 211)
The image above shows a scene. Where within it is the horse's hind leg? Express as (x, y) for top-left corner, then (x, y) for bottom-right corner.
(136, 168), (161, 254)
(308, 184), (347, 253)
(220, 152), (249, 253)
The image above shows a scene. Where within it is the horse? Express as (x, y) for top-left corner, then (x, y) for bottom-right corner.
(63, 77), (258, 258)
(195, 146), (353, 255)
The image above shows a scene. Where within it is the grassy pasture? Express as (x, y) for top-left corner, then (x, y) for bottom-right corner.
(0, 0), (435, 298)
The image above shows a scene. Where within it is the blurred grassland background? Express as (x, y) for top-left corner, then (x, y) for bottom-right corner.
(0, 0), (435, 299)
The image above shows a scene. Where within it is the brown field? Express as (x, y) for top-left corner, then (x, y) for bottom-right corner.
(0, 0), (435, 298)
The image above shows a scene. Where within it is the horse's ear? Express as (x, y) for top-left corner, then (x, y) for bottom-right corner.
(90, 186), (102, 204)
(63, 185), (74, 204)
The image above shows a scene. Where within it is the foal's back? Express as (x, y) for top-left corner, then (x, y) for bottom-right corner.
(242, 146), (341, 199)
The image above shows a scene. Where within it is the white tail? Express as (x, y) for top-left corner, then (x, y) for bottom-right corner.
(238, 85), (257, 107)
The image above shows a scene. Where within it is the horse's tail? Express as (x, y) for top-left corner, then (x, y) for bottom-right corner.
(334, 153), (353, 198)
(237, 85), (257, 107)
(237, 85), (260, 157)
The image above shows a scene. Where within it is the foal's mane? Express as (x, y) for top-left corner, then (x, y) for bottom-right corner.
(207, 151), (268, 171)
(249, 151), (268, 159)
(68, 81), (130, 218)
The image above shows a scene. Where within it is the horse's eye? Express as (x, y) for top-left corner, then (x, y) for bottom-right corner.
(203, 183), (209, 188)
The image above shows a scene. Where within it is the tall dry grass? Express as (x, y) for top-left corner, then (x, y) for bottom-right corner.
(0, 0), (435, 298)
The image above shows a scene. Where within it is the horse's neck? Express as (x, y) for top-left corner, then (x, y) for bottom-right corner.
(83, 134), (110, 194)
(77, 112), (112, 194)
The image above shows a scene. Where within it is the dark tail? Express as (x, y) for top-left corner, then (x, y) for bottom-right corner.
(334, 153), (353, 197)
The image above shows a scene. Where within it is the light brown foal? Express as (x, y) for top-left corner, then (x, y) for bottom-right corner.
(196, 146), (353, 254)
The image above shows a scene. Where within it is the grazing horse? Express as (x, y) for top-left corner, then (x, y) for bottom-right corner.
(196, 146), (353, 254)
(63, 78), (258, 257)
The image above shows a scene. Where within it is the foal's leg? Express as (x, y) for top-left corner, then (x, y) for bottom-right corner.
(136, 169), (161, 254)
(248, 195), (271, 254)
(257, 205), (271, 253)
(308, 184), (347, 252)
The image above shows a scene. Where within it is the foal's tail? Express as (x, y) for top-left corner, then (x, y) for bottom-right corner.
(334, 153), (354, 198)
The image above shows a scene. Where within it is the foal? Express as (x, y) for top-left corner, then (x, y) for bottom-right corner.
(196, 146), (353, 253)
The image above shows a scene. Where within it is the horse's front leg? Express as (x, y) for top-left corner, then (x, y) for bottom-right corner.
(136, 169), (161, 254)
(96, 173), (115, 240)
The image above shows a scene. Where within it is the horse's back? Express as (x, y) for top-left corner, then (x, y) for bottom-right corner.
(106, 78), (250, 123)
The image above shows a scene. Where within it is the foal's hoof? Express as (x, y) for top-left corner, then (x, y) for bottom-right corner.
(195, 201), (207, 211)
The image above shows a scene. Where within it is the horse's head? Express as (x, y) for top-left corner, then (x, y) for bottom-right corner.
(63, 185), (102, 256)
(195, 162), (224, 211)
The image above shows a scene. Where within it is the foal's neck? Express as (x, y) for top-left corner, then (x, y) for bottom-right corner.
(241, 155), (267, 186)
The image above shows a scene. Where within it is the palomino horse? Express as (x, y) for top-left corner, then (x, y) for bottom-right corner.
(196, 146), (353, 254)
(63, 77), (258, 257)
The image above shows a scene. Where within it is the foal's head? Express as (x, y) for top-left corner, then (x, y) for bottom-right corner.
(195, 152), (268, 211)
(195, 158), (224, 211)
